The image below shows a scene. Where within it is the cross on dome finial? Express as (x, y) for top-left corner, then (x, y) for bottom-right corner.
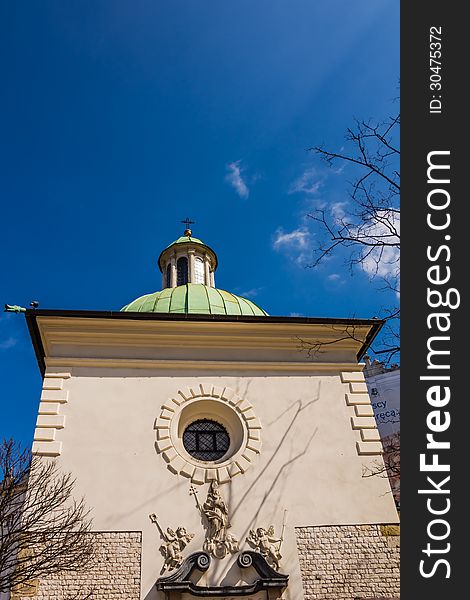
(181, 217), (195, 237)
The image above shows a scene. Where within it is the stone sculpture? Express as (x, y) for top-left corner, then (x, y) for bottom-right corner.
(246, 511), (287, 570)
(246, 526), (282, 570)
(149, 513), (194, 573)
(190, 481), (239, 559)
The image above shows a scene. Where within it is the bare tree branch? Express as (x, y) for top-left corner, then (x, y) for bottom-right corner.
(296, 324), (367, 359)
(362, 433), (400, 506)
(0, 439), (95, 594)
(306, 110), (400, 363)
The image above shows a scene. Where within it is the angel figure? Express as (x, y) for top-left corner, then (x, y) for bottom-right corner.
(149, 514), (194, 573)
(246, 525), (282, 570)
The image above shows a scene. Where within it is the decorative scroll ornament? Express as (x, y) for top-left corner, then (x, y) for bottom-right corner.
(190, 481), (239, 559)
(246, 510), (287, 570)
(149, 514), (195, 574)
(156, 550), (289, 596)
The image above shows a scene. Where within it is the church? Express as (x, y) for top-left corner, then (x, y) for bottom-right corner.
(20, 227), (400, 599)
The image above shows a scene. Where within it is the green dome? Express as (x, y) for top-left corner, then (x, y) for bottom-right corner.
(121, 284), (268, 316)
(168, 234), (204, 246)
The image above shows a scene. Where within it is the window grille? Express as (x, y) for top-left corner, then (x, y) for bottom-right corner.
(183, 419), (230, 461)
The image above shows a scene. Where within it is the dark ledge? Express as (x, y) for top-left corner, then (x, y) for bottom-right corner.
(156, 551), (288, 596)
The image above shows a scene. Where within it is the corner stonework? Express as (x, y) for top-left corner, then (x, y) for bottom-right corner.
(32, 372), (71, 457)
(341, 371), (383, 456)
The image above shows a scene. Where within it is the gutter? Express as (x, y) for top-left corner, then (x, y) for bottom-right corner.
(25, 311), (47, 377)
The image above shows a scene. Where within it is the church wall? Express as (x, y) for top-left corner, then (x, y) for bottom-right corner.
(296, 524), (400, 599)
(32, 532), (141, 600)
(33, 366), (398, 600)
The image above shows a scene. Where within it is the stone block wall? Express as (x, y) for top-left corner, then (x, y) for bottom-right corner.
(27, 532), (141, 600)
(295, 524), (400, 600)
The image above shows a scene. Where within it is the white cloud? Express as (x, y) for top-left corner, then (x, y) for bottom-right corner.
(332, 164), (346, 175)
(326, 273), (346, 285)
(240, 287), (261, 299)
(330, 201), (347, 222)
(355, 211), (400, 284)
(288, 168), (323, 195)
(273, 227), (311, 265)
(273, 227), (310, 250)
(225, 160), (249, 199)
(0, 336), (17, 350)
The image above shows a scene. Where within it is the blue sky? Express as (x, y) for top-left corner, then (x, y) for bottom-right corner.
(1, 0), (399, 447)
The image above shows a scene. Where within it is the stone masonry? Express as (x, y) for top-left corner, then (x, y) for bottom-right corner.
(295, 524), (400, 600)
(29, 532), (141, 600)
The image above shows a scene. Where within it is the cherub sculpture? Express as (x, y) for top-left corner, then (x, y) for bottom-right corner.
(246, 525), (282, 570)
(149, 514), (194, 573)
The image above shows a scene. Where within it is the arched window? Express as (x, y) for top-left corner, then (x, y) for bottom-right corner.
(194, 256), (205, 284)
(166, 263), (171, 288)
(177, 256), (188, 285)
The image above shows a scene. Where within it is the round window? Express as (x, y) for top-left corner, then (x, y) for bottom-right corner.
(182, 419), (230, 461)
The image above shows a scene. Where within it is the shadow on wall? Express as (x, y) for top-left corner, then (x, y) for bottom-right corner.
(141, 378), (320, 600)
(231, 379), (321, 539)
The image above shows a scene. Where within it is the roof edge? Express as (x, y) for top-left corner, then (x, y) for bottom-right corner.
(25, 307), (383, 327)
(25, 308), (383, 377)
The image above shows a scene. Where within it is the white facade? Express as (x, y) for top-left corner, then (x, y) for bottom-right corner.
(29, 315), (399, 600)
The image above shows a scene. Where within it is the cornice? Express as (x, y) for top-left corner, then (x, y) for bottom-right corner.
(37, 316), (372, 351)
(45, 357), (366, 372)
(25, 311), (382, 376)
